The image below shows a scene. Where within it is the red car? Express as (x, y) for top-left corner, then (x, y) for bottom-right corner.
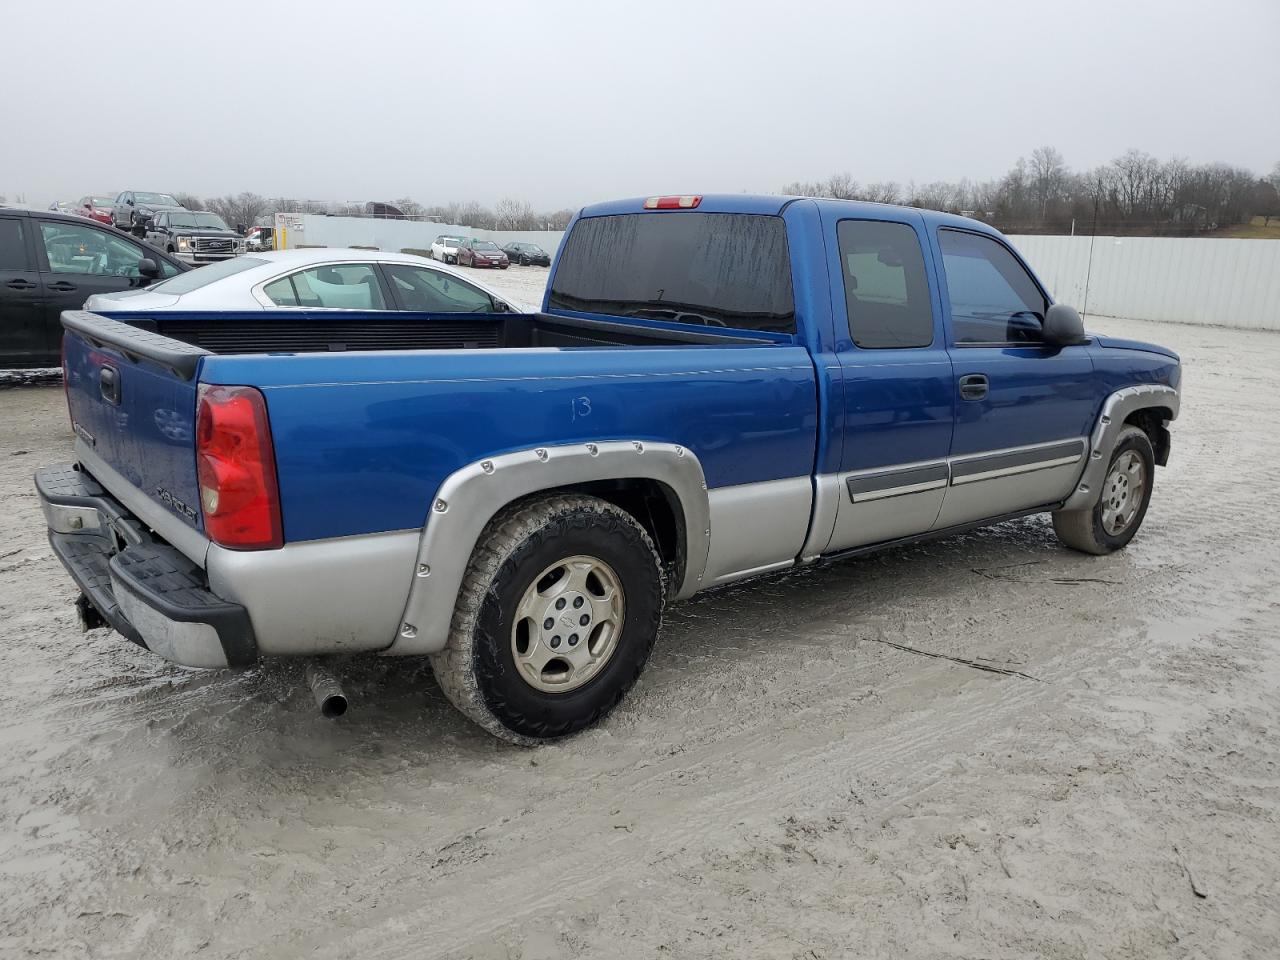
(77, 195), (115, 226)
(457, 238), (509, 269)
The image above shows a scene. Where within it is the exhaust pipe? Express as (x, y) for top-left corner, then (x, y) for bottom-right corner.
(305, 662), (348, 719)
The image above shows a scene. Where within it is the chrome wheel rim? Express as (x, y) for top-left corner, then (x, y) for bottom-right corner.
(1101, 450), (1146, 536)
(511, 555), (625, 693)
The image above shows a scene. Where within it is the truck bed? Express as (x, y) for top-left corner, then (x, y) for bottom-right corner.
(97, 310), (774, 356)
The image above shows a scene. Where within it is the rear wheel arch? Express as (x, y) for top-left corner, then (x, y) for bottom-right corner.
(506, 477), (687, 598)
(390, 442), (710, 656)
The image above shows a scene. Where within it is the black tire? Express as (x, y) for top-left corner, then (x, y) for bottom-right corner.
(1052, 425), (1155, 555)
(431, 494), (665, 744)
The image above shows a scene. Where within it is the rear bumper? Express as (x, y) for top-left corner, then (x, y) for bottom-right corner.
(36, 464), (256, 668)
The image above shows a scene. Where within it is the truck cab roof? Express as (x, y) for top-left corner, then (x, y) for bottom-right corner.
(578, 193), (1001, 236)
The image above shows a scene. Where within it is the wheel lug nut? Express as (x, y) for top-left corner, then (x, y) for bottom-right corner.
(573, 597), (584, 609)
(555, 598), (566, 610)
(544, 618), (554, 630)
(568, 634), (579, 646)
(550, 636), (561, 648)
(580, 614), (590, 625)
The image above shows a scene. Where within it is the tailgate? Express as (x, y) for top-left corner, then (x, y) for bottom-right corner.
(62, 311), (210, 556)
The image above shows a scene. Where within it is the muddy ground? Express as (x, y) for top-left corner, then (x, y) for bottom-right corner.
(1, 302), (1278, 959)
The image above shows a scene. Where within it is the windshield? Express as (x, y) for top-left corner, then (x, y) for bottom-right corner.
(91, 196), (114, 206)
(548, 212), (795, 333)
(150, 256), (265, 294)
(168, 212), (230, 230)
(134, 193), (179, 206)
(436, 236), (462, 245)
(473, 240), (499, 251)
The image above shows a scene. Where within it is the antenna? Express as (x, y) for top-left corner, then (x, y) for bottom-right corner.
(1082, 195), (1098, 319)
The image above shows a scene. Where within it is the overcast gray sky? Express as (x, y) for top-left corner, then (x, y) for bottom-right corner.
(4, 0), (1278, 209)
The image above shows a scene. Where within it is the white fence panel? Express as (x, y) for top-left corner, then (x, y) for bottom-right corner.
(1010, 235), (1280, 331)
(290, 215), (566, 258)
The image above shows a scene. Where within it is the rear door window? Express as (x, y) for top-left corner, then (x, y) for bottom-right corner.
(837, 220), (933, 348)
(264, 263), (387, 309)
(549, 212), (795, 333)
(383, 263), (496, 312)
(939, 230), (1047, 345)
(0, 218), (31, 270)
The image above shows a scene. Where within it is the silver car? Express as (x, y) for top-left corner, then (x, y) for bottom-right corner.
(85, 249), (535, 314)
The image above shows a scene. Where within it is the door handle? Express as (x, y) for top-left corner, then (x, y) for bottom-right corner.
(5, 279), (36, 290)
(959, 374), (989, 401)
(47, 280), (78, 292)
(99, 366), (121, 406)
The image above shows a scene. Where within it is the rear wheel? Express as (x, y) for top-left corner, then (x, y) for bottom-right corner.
(431, 494), (665, 744)
(1052, 425), (1154, 555)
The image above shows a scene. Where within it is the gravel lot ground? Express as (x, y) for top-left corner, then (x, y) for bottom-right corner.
(2, 293), (1278, 959)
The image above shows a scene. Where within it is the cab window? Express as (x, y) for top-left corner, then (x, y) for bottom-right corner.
(263, 263), (387, 309)
(939, 229), (1047, 345)
(38, 222), (151, 277)
(383, 263), (497, 312)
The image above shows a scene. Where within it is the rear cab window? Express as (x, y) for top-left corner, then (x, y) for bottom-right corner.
(549, 212), (795, 334)
(837, 220), (933, 348)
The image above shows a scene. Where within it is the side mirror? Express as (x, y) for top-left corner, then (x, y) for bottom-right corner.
(137, 258), (160, 280)
(1043, 303), (1087, 347)
(493, 300), (510, 313)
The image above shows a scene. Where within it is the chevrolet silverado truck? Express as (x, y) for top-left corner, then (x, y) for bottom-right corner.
(35, 194), (1181, 743)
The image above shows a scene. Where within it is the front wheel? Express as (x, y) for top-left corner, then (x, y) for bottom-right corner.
(1052, 425), (1155, 555)
(431, 494), (665, 744)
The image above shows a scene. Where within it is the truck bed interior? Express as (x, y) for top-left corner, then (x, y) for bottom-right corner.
(111, 312), (775, 355)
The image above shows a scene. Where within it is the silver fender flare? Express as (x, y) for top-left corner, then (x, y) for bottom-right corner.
(1060, 383), (1179, 513)
(386, 441), (710, 655)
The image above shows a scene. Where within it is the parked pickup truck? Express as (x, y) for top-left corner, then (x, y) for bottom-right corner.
(143, 210), (246, 264)
(36, 194), (1181, 743)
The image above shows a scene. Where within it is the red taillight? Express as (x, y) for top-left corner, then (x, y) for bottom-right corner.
(195, 384), (283, 550)
(644, 195), (702, 210)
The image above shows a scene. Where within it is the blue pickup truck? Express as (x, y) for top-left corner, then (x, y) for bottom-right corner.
(36, 194), (1181, 742)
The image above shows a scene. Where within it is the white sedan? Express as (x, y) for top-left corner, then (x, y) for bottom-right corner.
(429, 235), (465, 264)
(85, 249), (535, 315)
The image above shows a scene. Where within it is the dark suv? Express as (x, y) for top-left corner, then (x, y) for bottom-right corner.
(0, 208), (187, 368)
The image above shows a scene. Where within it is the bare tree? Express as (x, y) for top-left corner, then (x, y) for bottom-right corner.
(172, 192), (205, 211)
(1028, 146), (1067, 219)
(910, 181), (956, 212)
(206, 192), (269, 231)
(494, 197), (535, 230)
(862, 181), (901, 204)
(394, 197), (426, 219)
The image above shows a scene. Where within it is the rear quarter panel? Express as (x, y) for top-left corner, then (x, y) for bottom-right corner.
(200, 345), (819, 542)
